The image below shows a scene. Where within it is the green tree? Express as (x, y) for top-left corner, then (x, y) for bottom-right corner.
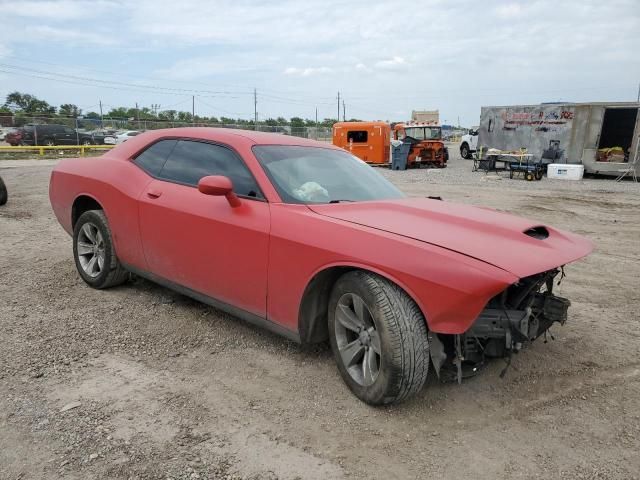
(4, 91), (56, 114)
(290, 117), (305, 128)
(107, 107), (129, 118)
(158, 110), (177, 121)
(59, 104), (82, 117)
(176, 111), (193, 122)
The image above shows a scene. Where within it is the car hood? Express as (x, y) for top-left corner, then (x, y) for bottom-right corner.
(308, 198), (593, 278)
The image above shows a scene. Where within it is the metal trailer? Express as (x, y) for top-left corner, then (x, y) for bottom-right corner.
(477, 102), (640, 177)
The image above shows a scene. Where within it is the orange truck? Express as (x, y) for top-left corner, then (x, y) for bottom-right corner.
(392, 121), (448, 168)
(331, 121), (390, 164)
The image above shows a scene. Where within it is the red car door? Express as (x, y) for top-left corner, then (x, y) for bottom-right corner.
(136, 139), (270, 317)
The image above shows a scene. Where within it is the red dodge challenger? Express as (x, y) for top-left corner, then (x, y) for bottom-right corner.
(49, 128), (593, 405)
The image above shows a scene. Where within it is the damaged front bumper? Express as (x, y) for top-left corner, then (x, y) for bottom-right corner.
(429, 268), (570, 382)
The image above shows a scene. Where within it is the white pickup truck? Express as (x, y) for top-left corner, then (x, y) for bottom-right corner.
(459, 128), (478, 159)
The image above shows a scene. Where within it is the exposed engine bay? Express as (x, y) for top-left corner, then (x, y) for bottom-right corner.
(429, 268), (570, 382)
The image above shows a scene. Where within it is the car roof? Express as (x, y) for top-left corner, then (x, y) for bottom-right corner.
(108, 127), (341, 158)
(155, 127), (336, 146)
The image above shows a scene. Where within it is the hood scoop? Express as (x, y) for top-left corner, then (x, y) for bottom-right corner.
(524, 226), (549, 240)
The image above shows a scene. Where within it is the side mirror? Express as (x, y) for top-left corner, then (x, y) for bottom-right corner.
(197, 175), (241, 208)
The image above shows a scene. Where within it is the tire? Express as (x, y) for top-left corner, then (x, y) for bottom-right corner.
(535, 170), (543, 180)
(82, 139), (93, 145)
(328, 271), (429, 405)
(526, 172), (534, 181)
(0, 176), (7, 206)
(72, 210), (128, 289)
(460, 143), (470, 159)
(43, 138), (55, 146)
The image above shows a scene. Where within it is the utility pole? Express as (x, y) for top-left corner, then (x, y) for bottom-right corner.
(637, 81), (640, 103)
(337, 91), (340, 122)
(254, 88), (258, 130)
(135, 102), (139, 129)
(342, 100), (346, 121)
(315, 107), (318, 140)
(99, 100), (103, 128)
(192, 96), (195, 125)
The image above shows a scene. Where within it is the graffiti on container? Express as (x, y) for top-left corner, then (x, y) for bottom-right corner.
(501, 108), (574, 131)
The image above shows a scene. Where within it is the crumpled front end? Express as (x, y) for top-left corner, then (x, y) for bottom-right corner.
(429, 268), (570, 382)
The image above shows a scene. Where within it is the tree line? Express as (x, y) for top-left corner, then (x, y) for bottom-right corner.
(1, 91), (361, 128)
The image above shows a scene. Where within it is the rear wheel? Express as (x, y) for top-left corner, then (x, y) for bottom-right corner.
(82, 138), (93, 145)
(526, 172), (534, 181)
(73, 210), (128, 289)
(0, 176), (7, 206)
(43, 138), (55, 146)
(328, 271), (429, 405)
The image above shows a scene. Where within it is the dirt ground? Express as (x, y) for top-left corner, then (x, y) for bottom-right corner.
(1, 148), (639, 480)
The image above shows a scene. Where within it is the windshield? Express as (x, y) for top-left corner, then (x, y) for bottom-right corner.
(253, 145), (405, 204)
(401, 127), (442, 140)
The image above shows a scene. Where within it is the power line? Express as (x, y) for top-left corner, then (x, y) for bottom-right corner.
(0, 62), (249, 97)
(2, 54), (338, 100)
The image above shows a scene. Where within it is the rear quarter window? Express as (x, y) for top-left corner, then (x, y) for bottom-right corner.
(133, 139), (178, 177)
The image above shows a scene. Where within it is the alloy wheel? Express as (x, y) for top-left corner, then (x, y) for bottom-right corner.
(76, 222), (105, 278)
(334, 293), (381, 386)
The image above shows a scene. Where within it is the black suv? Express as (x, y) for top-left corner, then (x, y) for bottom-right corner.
(20, 124), (94, 146)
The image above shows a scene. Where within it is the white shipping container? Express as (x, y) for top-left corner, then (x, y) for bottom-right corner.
(547, 164), (585, 180)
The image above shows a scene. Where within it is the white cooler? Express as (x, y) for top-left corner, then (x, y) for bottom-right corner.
(547, 164), (584, 180)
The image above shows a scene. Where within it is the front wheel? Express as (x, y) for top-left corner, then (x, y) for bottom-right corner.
(328, 271), (430, 405)
(460, 143), (471, 159)
(73, 210), (128, 289)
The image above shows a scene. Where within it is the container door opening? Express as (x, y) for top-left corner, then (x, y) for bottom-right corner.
(597, 108), (638, 163)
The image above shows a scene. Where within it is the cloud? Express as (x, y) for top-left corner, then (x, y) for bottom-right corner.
(283, 66), (333, 77)
(495, 3), (524, 19)
(5, 0), (118, 20)
(25, 26), (119, 46)
(0, 0), (638, 125)
(0, 43), (11, 58)
(355, 63), (372, 74)
(374, 56), (409, 71)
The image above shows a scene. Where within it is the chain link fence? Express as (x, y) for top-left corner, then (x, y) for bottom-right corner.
(5, 114), (333, 142)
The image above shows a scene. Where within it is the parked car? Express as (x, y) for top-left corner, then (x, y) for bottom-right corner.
(0, 176), (7, 205)
(49, 128), (593, 405)
(90, 130), (117, 145)
(4, 128), (23, 146)
(115, 130), (142, 144)
(460, 128), (479, 159)
(21, 124), (95, 146)
(0, 127), (10, 141)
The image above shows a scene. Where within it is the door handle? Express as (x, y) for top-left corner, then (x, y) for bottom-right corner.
(146, 189), (162, 199)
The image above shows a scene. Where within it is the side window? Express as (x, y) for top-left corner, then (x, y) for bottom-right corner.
(347, 130), (368, 143)
(64, 127), (75, 134)
(158, 140), (263, 198)
(133, 139), (177, 177)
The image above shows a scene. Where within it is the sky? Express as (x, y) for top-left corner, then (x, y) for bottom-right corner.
(0, 0), (639, 126)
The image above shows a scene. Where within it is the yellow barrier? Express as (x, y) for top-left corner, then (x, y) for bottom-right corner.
(0, 145), (115, 156)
